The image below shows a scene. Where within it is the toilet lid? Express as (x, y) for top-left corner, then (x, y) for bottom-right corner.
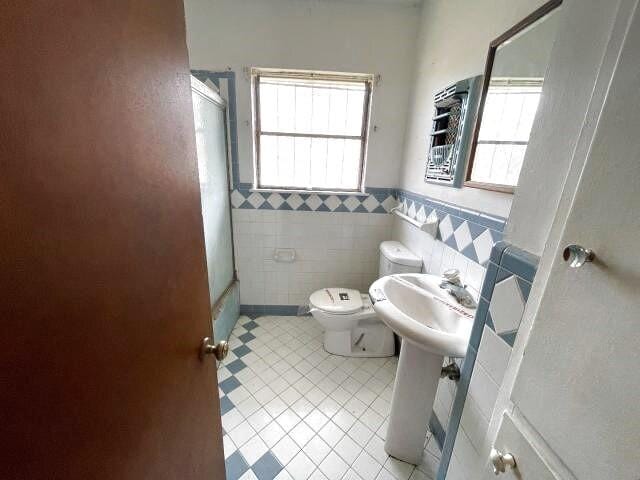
(310, 288), (363, 314)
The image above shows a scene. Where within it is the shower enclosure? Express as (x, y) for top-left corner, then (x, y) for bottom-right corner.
(191, 77), (239, 342)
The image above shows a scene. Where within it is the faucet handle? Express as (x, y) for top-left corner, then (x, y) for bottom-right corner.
(442, 269), (460, 283)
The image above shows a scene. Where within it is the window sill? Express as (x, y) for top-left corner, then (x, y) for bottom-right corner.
(250, 188), (369, 197)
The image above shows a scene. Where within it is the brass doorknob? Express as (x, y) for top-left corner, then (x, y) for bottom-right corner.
(200, 337), (229, 361)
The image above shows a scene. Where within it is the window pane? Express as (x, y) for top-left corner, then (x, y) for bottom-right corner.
(295, 86), (312, 133)
(311, 87), (330, 135)
(259, 135), (278, 186)
(293, 137), (311, 188)
(259, 83), (278, 131)
(277, 136), (294, 187)
(328, 89), (347, 135)
(341, 140), (361, 189)
(276, 84), (295, 132)
(256, 73), (370, 190)
(471, 144), (495, 183)
(309, 137), (328, 188)
(346, 90), (366, 136)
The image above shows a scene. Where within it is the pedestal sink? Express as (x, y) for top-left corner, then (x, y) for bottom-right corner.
(369, 273), (475, 464)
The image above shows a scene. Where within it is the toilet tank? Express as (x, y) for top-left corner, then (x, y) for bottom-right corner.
(378, 241), (422, 277)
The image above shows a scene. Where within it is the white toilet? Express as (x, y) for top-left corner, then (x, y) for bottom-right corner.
(309, 241), (422, 357)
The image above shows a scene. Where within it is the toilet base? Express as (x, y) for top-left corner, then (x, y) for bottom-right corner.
(323, 321), (395, 357)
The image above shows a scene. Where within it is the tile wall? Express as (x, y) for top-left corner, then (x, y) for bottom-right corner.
(441, 242), (538, 480)
(232, 209), (394, 308)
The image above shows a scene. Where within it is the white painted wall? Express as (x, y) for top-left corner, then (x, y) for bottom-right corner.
(398, 0), (551, 218)
(184, 0), (420, 188)
(505, 0), (622, 255)
(446, 0), (633, 478)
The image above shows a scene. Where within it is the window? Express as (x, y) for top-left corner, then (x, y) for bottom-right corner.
(468, 79), (542, 187)
(251, 68), (373, 192)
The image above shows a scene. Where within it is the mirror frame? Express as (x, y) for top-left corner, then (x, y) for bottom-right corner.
(464, 0), (563, 193)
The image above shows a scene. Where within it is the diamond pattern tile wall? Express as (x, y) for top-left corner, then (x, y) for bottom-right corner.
(230, 187), (396, 215)
(395, 190), (505, 266)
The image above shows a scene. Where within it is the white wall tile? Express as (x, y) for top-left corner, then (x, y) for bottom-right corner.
(467, 362), (499, 421)
(459, 394), (489, 453)
(477, 326), (511, 385)
(451, 428), (481, 480)
(488, 276), (525, 334)
(234, 209), (394, 305)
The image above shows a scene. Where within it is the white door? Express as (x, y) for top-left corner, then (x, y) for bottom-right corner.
(482, 1), (640, 478)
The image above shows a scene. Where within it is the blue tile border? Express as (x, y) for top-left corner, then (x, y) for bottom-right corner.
(240, 304), (300, 317)
(396, 189), (505, 266)
(439, 242), (539, 480)
(231, 185), (397, 214)
(429, 411), (446, 450)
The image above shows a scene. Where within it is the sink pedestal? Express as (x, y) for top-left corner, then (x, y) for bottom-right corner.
(385, 341), (443, 464)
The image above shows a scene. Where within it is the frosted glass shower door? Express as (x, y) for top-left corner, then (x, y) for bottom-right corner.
(191, 77), (238, 341)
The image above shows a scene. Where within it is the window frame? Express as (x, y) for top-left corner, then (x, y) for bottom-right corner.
(464, 0), (562, 193)
(251, 67), (374, 193)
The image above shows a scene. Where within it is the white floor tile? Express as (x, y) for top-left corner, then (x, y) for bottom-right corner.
(302, 435), (331, 465)
(353, 451), (383, 480)
(239, 435), (268, 466)
(291, 397), (314, 418)
(276, 409), (302, 432)
(383, 456), (414, 480)
(247, 408), (273, 432)
(335, 434), (363, 464)
(260, 421), (287, 448)
(364, 435), (387, 465)
(318, 420), (344, 445)
(272, 435), (300, 466)
(287, 451), (316, 480)
(305, 408), (330, 431)
(290, 421), (316, 448)
(228, 421), (257, 449)
(318, 451), (349, 479)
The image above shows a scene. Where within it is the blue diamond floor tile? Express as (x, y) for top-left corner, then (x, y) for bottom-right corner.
(252, 451), (283, 480)
(219, 376), (241, 394)
(238, 332), (256, 343)
(243, 320), (259, 331)
(226, 359), (247, 374)
(225, 451), (249, 480)
(232, 344), (251, 358)
(219, 396), (234, 416)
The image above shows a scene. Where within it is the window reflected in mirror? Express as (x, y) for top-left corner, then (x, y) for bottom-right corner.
(466, 0), (562, 192)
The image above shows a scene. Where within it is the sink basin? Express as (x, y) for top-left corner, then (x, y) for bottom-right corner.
(369, 273), (476, 465)
(370, 273), (474, 357)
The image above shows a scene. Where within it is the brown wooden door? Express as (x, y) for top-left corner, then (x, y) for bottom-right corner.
(0, 1), (225, 478)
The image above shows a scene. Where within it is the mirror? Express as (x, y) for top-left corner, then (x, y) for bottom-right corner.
(466, 0), (563, 192)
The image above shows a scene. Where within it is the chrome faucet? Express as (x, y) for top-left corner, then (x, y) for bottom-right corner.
(439, 269), (477, 309)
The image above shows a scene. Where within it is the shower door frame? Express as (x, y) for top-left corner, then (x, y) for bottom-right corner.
(191, 77), (238, 323)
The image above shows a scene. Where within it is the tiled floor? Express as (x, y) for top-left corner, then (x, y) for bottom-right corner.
(218, 316), (441, 480)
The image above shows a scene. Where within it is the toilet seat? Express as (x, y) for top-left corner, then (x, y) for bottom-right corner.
(309, 288), (363, 315)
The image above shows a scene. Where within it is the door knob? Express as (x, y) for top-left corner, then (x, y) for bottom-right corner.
(562, 244), (595, 268)
(490, 447), (516, 475)
(200, 337), (229, 361)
